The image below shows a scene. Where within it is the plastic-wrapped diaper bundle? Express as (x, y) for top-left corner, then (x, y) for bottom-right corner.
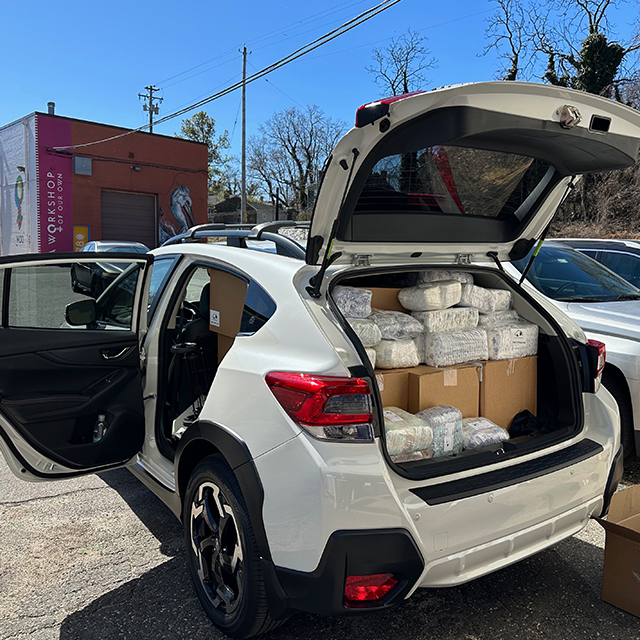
(333, 285), (372, 318)
(487, 320), (539, 360)
(478, 309), (520, 328)
(370, 309), (423, 340)
(365, 348), (377, 368)
(398, 280), (462, 311)
(489, 288), (512, 312)
(458, 284), (512, 314)
(415, 405), (463, 457)
(383, 407), (433, 461)
(418, 270), (474, 285)
(412, 307), (479, 333)
(375, 339), (420, 369)
(418, 329), (488, 367)
(347, 317), (382, 347)
(462, 417), (510, 450)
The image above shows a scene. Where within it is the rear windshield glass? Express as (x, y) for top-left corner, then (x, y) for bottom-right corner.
(357, 146), (550, 219)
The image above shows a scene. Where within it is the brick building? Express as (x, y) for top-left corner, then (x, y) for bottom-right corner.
(0, 107), (208, 255)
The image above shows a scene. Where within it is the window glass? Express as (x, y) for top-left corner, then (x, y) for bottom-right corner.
(512, 246), (640, 302)
(8, 261), (140, 330)
(94, 265), (141, 328)
(356, 146), (551, 219)
(147, 257), (177, 320)
(603, 251), (640, 288)
(240, 280), (276, 334)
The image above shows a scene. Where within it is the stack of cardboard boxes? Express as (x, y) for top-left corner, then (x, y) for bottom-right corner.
(369, 285), (537, 432)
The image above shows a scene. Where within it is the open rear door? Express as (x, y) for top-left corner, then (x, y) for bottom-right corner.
(0, 252), (152, 480)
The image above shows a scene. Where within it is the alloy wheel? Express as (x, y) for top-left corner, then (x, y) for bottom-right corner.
(189, 481), (244, 614)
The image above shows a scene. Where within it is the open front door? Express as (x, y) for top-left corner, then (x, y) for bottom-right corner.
(0, 252), (152, 479)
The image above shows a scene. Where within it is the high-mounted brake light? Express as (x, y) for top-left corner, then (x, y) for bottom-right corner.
(344, 573), (399, 607)
(587, 339), (606, 392)
(355, 91), (427, 127)
(265, 372), (374, 442)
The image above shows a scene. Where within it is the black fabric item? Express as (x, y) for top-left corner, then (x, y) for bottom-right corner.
(509, 409), (556, 437)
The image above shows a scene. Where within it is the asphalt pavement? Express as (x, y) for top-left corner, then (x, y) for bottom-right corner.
(1, 458), (640, 640)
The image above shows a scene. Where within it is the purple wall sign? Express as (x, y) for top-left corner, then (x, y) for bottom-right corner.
(37, 115), (73, 252)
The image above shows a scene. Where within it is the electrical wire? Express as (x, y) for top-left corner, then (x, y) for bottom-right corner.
(51, 0), (400, 151)
(156, 0), (369, 87)
(247, 60), (305, 108)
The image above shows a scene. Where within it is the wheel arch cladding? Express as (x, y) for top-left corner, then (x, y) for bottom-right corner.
(175, 420), (290, 619)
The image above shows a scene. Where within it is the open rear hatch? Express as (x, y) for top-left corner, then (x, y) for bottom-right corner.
(307, 82), (640, 272)
(311, 82), (640, 481)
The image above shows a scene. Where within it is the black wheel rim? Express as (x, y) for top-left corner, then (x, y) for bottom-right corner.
(190, 481), (244, 615)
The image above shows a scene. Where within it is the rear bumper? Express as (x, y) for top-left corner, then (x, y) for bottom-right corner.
(275, 529), (424, 615)
(598, 444), (624, 518)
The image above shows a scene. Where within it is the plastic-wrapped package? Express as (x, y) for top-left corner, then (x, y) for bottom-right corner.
(412, 307), (478, 333)
(415, 405), (463, 457)
(370, 309), (423, 340)
(418, 329), (488, 367)
(374, 339), (420, 369)
(462, 417), (510, 450)
(347, 317), (382, 347)
(458, 283), (494, 313)
(489, 288), (512, 311)
(365, 347), (376, 368)
(487, 321), (539, 360)
(398, 280), (462, 311)
(478, 309), (520, 328)
(418, 270), (474, 285)
(333, 285), (372, 318)
(459, 284), (512, 313)
(383, 407), (433, 458)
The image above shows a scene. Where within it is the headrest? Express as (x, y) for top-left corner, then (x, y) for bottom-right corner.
(199, 283), (210, 319)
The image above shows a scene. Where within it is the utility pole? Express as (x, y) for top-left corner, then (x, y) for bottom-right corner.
(138, 85), (163, 133)
(241, 45), (248, 223)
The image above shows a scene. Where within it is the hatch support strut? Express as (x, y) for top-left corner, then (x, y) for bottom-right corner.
(308, 148), (360, 298)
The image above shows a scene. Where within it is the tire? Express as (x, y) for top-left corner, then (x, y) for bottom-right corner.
(183, 455), (283, 638)
(603, 372), (636, 459)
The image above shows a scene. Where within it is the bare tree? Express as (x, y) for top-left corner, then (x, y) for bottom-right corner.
(483, 0), (640, 95)
(366, 29), (437, 95)
(248, 105), (346, 215)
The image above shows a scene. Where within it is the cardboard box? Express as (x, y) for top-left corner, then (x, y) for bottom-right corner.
(407, 364), (480, 417)
(596, 484), (640, 618)
(208, 269), (249, 363)
(368, 287), (405, 312)
(375, 369), (411, 411)
(479, 356), (537, 430)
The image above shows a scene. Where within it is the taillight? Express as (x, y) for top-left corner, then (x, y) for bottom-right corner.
(587, 339), (606, 392)
(265, 372), (374, 442)
(344, 573), (398, 607)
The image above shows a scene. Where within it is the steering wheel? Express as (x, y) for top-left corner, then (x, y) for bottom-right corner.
(554, 281), (578, 297)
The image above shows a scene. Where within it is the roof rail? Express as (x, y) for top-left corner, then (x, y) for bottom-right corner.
(248, 220), (306, 240)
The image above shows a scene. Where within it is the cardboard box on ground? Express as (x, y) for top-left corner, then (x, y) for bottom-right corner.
(596, 484), (640, 618)
(370, 287), (537, 430)
(208, 269), (248, 362)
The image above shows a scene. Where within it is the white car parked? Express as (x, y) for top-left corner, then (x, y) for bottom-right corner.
(0, 82), (638, 638)
(509, 241), (640, 458)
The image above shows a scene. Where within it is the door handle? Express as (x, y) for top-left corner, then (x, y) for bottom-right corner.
(101, 346), (134, 360)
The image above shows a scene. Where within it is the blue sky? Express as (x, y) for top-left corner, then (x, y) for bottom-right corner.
(2, 0), (638, 158)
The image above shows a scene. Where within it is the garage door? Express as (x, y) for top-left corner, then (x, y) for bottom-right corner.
(101, 191), (157, 249)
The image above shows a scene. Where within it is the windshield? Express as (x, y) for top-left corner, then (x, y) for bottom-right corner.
(512, 244), (640, 302)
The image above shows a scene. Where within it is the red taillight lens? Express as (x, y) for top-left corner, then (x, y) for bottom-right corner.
(344, 573), (398, 607)
(265, 372), (374, 442)
(587, 339), (606, 392)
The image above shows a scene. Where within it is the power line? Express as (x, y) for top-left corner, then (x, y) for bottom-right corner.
(156, 0), (369, 88)
(51, 0), (401, 152)
(247, 60), (305, 108)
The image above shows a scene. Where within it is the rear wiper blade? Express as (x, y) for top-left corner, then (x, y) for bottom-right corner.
(613, 294), (640, 301)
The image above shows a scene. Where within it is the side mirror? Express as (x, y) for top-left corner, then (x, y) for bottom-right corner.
(65, 299), (97, 326)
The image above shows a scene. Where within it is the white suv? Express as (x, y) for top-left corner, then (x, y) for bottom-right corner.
(0, 82), (638, 638)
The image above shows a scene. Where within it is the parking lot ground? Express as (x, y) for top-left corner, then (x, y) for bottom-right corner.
(1, 458), (640, 640)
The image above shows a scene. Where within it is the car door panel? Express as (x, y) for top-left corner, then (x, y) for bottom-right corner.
(0, 253), (151, 476)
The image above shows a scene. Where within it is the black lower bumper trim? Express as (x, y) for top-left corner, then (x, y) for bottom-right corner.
(275, 529), (424, 616)
(411, 439), (604, 506)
